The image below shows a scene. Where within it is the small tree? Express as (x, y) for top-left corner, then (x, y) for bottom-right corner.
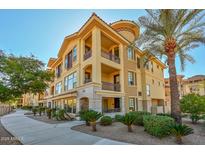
(32, 107), (38, 116)
(180, 94), (205, 124)
(121, 113), (136, 132)
(79, 110), (90, 126)
(86, 110), (102, 131)
(169, 123), (193, 144)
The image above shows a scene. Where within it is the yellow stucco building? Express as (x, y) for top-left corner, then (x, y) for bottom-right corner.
(36, 13), (166, 115)
(165, 75), (205, 113)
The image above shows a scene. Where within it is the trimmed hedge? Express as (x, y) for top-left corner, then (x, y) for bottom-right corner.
(156, 113), (171, 117)
(130, 111), (151, 126)
(115, 114), (124, 122)
(143, 115), (174, 138)
(100, 116), (112, 126)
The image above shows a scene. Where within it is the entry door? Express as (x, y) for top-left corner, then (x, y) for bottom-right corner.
(114, 74), (120, 84)
(114, 98), (120, 109)
(102, 98), (108, 112)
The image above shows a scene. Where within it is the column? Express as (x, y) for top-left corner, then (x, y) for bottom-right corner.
(76, 98), (80, 113)
(92, 27), (101, 84)
(119, 44), (124, 93)
(121, 96), (126, 114)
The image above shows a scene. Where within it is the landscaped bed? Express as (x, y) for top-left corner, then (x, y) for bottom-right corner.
(26, 114), (71, 124)
(71, 119), (205, 145)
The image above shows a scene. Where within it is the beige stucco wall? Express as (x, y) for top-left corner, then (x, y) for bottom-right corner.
(40, 17), (166, 114)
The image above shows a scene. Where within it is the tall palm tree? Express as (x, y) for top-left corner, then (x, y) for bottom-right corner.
(137, 10), (205, 124)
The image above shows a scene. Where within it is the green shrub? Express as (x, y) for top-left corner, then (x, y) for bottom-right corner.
(46, 108), (52, 119)
(52, 109), (66, 120)
(168, 123), (194, 144)
(79, 110), (90, 126)
(22, 106), (32, 110)
(121, 113), (137, 132)
(130, 111), (151, 126)
(86, 110), (102, 131)
(115, 114), (124, 122)
(100, 116), (112, 126)
(143, 115), (174, 138)
(180, 93), (205, 124)
(156, 113), (171, 117)
(38, 107), (45, 116)
(32, 107), (38, 116)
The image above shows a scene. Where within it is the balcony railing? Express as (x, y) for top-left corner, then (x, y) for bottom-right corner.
(101, 51), (120, 64)
(84, 51), (92, 60)
(84, 78), (92, 84)
(102, 81), (121, 92)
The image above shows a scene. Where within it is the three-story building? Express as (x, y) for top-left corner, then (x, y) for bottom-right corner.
(41, 13), (166, 115)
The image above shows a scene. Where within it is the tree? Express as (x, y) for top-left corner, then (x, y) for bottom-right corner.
(137, 10), (205, 124)
(121, 113), (136, 132)
(169, 123), (193, 144)
(86, 110), (102, 131)
(180, 94), (205, 124)
(0, 51), (54, 103)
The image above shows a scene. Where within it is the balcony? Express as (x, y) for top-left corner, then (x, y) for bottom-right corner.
(84, 51), (92, 61)
(84, 78), (92, 84)
(102, 81), (121, 92)
(101, 51), (120, 64)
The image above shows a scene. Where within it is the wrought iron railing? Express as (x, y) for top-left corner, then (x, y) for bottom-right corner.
(102, 81), (120, 91)
(84, 78), (92, 84)
(101, 51), (120, 64)
(84, 51), (92, 60)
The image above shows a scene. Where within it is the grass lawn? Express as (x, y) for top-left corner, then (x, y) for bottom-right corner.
(72, 119), (205, 145)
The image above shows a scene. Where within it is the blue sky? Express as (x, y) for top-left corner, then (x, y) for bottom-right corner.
(0, 9), (204, 78)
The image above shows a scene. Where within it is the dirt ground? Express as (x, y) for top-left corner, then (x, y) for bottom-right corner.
(72, 119), (205, 145)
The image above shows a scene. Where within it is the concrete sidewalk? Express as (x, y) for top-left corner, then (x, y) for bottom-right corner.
(1, 110), (129, 145)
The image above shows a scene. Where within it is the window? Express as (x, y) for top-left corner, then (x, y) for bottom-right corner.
(145, 62), (149, 70)
(55, 82), (62, 95)
(146, 84), (151, 96)
(128, 71), (135, 86)
(150, 62), (154, 72)
(129, 98), (135, 111)
(152, 79), (155, 84)
(64, 99), (76, 113)
(73, 46), (77, 61)
(137, 57), (140, 69)
(56, 64), (62, 78)
(158, 81), (161, 86)
(64, 55), (68, 69)
(64, 72), (77, 91)
(65, 46), (77, 69)
(127, 47), (135, 60)
(138, 91), (142, 96)
(65, 51), (73, 69)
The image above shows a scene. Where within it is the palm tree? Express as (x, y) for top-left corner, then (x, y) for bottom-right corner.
(137, 10), (205, 124)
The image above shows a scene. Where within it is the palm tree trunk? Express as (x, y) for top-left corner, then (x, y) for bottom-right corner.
(168, 52), (182, 124)
(90, 122), (97, 132)
(128, 125), (132, 132)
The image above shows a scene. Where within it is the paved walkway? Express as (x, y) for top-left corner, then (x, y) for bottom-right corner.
(1, 110), (128, 145)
